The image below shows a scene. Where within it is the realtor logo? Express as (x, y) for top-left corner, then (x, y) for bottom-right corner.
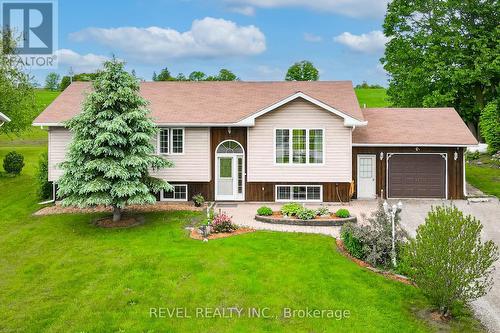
(1, 0), (57, 67)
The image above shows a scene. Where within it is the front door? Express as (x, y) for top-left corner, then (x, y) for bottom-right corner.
(215, 149), (244, 201)
(357, 155), (376, 199)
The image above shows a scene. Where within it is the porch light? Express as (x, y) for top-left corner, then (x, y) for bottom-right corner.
(379, 152), (384, 160)
(454, 152), (458, 160)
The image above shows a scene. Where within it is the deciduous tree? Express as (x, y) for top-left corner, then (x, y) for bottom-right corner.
(285, 61), (319, 81)
(382, 0), (499, 137)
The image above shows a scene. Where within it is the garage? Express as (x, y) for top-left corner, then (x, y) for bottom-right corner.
(387, 154), (446, 198)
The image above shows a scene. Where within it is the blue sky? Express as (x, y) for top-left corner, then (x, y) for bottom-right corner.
(32, 0), (390, 85)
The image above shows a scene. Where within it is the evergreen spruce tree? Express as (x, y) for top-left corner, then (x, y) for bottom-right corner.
(58, 59), (172, 222)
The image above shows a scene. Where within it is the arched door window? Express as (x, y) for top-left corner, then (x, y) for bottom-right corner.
(216, 140), (244, 154)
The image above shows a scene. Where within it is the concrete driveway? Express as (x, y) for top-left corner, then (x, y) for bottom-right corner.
(218, 198), (500, 332)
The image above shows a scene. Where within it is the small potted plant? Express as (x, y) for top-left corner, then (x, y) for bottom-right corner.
(192, 193), (205, 207)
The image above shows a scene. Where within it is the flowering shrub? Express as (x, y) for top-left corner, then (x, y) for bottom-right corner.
(211, 213), (237, 233)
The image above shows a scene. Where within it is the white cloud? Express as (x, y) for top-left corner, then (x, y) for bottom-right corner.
(334, 30), (389, 53)
(229, 5), (255, 16)
(303, 33), (322, 43)
(69, 17), (266, 63)
(224, 0), (388, 18)
(55, 49), (110, 72)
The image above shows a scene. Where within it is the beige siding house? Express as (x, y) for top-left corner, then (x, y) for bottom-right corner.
(34, 81), (477, 202)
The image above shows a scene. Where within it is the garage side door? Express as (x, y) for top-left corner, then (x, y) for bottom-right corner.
(388, 154), (446, 198)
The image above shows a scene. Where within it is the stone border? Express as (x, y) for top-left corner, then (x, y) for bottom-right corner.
(189, 228), (255, 240)
(255, 214), (356, 226)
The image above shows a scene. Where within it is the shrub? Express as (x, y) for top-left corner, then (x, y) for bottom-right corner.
(192, 193), (205, 207)
(3, 151), (24, 175)
(340, 224), (364, 259)
(465, 151), (480, 161)
(316, 206), (330, 216)
(339, 201), (407, 268)
(211, 213), (237, 233)
(403, 205), (499, 316)
(297, 208), (316, 220)
(257, 206), (273, 216)
(335, 208), (350, 218)
(280, 202), (302, 216)
(479, 100), (500, 154)
(36, 152), (52, 199)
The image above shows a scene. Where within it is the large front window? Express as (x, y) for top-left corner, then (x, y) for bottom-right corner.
(275, 128), (323, 164)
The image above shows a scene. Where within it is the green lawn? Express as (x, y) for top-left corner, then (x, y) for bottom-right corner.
(0, 89), (59, 146)
(0, 146), (484, 332)
(355, 88), (390, 107)
(466, 155), (500, 197)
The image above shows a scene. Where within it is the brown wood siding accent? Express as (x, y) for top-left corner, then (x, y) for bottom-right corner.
(352, 147), (464, 199)
(210, 127), (248, 200)
(158, 182), (212, 201)
(246, 182), (351, 202)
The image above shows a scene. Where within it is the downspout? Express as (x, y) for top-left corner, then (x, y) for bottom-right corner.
(463, 151), (467, 198)
(38, 182), (56, 205)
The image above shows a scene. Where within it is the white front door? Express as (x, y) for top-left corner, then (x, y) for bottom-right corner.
(357, 155), (376, 199)
(216, 154), (244, 201)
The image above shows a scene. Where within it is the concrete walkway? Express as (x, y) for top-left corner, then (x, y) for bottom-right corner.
(215, 198), (500, 332)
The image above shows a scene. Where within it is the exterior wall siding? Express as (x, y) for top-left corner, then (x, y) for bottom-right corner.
(247, 98), (352, 183)
(48, 127), (72, 181)
(352, 147), (465, 200)
(48, 127), (211, 183)
(151, 127), (211, 182)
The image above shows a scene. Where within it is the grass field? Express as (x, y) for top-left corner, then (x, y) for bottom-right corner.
(355, 88), (390, 108)
(466, 155), (500, 198)
(0, 89), (59, 146)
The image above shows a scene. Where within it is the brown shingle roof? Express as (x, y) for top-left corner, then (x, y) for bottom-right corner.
(353, 108), (478, 145)
(33, 80), (364, 125)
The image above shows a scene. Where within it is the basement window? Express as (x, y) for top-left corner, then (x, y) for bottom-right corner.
(275, 185), (323, 202)
(161, 184), (188, 201)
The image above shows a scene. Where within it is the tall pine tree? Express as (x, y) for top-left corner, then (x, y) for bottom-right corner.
(58, 59), (172, 221)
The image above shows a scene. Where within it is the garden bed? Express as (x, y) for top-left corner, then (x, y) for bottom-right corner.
(189, 227), (255, 240)
(255, 212), (356, 226)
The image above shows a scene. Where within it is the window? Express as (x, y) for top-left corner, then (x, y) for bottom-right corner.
(275, 185), (322, 202)
(216, 140), (243, 154)
(159, 129), (169, 154)
(171, 129), (184, 154)
(275, 129), (323, 164)
(309, 129), (323, 164)
(275, 129), (290, 163)
(162, 184), (188, 201)
(219, 158), (232, 178)
(158, 128), (184, 155)
(292, 129), (306, 164)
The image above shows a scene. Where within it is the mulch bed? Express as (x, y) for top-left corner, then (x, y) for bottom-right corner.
(93, 215), (145, 229)
(33, 202), (204, 216)
(270, 211), (343, 220)
(335, 239), (414, 286)
(189, 228), (255, 240)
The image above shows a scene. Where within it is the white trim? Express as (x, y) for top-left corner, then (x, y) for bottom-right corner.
(386, 153), (448, 200)
(463, 152), (467, 197)
(356, 154), (376, 199)
(273, 128), (325, 166)
(235, 92), (367, 127)
(157, 127), (185, 155)
(275, 184), (323, 202)
(160, 184), (188, 201)
(353, 143), (475, 147)
(215, 140), (245, 201)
